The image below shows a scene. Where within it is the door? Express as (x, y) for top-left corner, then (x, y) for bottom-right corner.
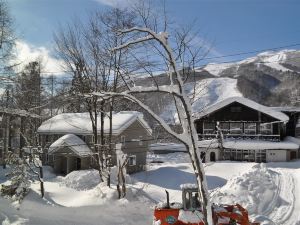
(76, 158), (81, 170)
(290, 151), (297, 160)
(210, 152), (216, 162)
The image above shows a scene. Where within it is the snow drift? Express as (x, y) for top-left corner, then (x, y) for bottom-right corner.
(59, 169), (101, 190)
(210, 164), (278, 216)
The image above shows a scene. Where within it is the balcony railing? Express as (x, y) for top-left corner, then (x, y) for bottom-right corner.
(198, 133), (281, 141)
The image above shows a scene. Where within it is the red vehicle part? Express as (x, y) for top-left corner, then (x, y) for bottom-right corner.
(154, 204), (260, 225)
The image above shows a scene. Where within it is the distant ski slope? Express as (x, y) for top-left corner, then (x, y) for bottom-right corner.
(160, 77), (242, 123)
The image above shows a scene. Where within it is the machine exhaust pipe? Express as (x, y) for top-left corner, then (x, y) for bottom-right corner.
(165, 190), (170, 209)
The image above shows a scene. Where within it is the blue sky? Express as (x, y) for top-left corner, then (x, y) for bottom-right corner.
(8, 0), (300, 68)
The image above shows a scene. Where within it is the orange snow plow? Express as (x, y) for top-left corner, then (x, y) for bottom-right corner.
(153, 185), (260, 225)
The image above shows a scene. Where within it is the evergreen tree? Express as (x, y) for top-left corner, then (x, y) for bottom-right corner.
(1, 152), (30, 203)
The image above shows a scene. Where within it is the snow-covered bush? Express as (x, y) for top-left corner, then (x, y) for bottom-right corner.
(1, 153), (31, 203)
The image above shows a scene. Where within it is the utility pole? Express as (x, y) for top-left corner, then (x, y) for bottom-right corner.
(50, 74), (54, 117)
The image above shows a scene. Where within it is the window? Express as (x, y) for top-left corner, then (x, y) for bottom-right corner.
(0, 148), (2, 158)
(220, 122), (230, 134)
(230, 122), (243, 134)
(139, 136), (143, 146)
(203, 122), (215, 134)
(244, 123), (256, 135)
(128, 155), (136, 166)
(260, 123), (272, 135)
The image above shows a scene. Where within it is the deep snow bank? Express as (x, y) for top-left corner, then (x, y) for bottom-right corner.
(59, 169), (100, 190)
(210, 164), (278, 216)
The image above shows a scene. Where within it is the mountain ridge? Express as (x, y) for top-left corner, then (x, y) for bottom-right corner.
(132, 49), (300, 123)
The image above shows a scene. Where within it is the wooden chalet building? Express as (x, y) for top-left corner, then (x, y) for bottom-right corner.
(194, 97), (300, 163)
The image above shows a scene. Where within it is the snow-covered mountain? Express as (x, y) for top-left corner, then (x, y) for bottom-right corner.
(198, 49), (300, 76)
(129, 49), (300, 124)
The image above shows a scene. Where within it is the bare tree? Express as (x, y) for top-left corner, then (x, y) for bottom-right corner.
(0, 0), (14, 68)
(55, 3), (214, 223)
(54, 8), (137, 183)
(89, 27), (213, 225)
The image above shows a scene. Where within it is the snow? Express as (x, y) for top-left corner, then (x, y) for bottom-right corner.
(37, 111), (152, 135)
(149, 143), (187, 152)
(161, 78), (242, 123)
(195, 49), (294, 77)
(223, 138), (299, 150)
(178, 209), (204, 223)
(196, 62), (237, 76)
(59, 169), (100, 190)
(0, 107), (39, 118)
(198, 139), (219, 148)
(198, 138), (299, 150)
(271, 106), (300, 113)
(256, 51), (291, 72)
(48, 134), (92, 156)
(180, 183), (198, 190)
(195, 96), (290, 122)
(237, 50), (293, 72)
(211, 164), (278, 215)
(2, 152), (300, 224)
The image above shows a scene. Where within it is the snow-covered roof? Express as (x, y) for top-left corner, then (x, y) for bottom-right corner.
(198, 139), (219, 148)
(48, 134), (92, 157)
(195, 97), (289, 122)
(198, 138), (299, 150)
(149, 143), (187, 152)
(38, 111), (152, 136)
(285, 136), (300, 146)
(0, 107), (40, 118)
(271, 106), (300, 113)
(224, 139), (299, 150)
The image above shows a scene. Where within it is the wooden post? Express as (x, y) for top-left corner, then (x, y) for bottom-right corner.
(39, 165), (44, 198)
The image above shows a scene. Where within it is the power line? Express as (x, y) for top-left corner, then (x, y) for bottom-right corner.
(200, 43), (300, 61)
(0, 42), (299, 79)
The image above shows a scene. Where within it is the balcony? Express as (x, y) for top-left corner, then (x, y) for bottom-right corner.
(198, 133), (281, 141)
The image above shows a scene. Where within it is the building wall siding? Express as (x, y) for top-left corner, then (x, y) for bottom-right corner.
(266, 150), (287, 162)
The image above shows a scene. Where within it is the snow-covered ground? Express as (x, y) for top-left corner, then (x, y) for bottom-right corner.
(1, 153), (300, 225)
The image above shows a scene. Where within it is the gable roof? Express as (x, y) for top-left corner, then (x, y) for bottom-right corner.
(195, 97), (289, 122)
(37, 111), (152, 136)
(48, 134), (92, 157)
